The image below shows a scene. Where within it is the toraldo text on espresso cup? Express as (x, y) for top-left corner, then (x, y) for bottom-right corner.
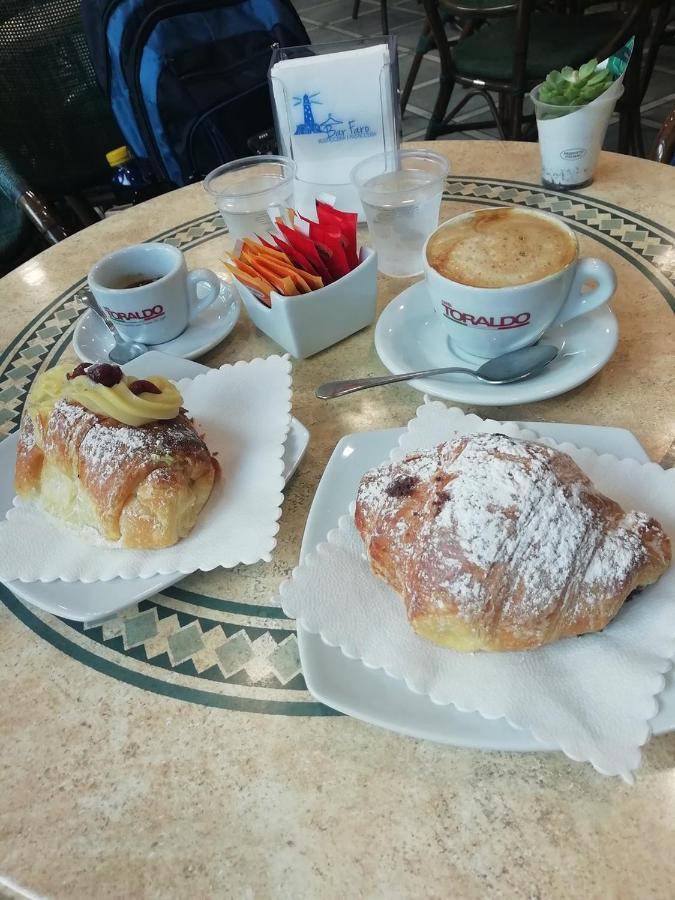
(423, 207), (617, 360)
(88, 242), (221, 345)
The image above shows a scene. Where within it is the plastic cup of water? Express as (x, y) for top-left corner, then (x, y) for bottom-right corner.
(351, 149), (449, 277)
(204, 155), (296, 241)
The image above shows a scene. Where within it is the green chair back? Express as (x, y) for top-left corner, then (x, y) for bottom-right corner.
(425, 0), (653, 142)
(452, 11), (624, 83)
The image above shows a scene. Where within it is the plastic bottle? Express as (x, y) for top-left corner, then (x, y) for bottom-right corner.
(106, 146), (164, 206)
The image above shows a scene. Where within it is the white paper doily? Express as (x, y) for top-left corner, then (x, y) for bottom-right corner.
(279, 404), (675, 780)
(0, 355), (292, 582)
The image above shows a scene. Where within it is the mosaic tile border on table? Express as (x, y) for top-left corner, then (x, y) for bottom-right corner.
(1, 177), (673, 716)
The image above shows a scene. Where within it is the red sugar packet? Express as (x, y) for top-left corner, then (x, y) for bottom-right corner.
(297, 216), (350, 279)
(271, 235), (321, 277)
(228, 202), (361, 303)
(316, 200), (359, 269)
(276, 221), (333, 284)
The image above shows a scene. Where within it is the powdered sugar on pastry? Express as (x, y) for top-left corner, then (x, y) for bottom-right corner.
(16, 395), (218, 549)
(355, 433), (671, 651)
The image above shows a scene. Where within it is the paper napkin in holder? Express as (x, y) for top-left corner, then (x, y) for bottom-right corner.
(269, 39), (400, 219)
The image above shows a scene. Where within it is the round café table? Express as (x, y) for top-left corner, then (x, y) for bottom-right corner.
(1, 142), (674, 899)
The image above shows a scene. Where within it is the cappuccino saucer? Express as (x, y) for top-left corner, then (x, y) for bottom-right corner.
(374, 281), (618, 406)
(73, 276), (240, 363)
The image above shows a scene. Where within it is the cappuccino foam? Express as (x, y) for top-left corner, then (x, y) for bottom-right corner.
(426, 208), (576, 288)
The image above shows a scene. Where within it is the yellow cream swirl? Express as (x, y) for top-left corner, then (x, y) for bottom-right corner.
(27, 365), (182, 427)
(26, 367), (70, 420)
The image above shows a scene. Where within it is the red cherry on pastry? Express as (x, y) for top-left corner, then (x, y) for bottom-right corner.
(67, 363), (91, 380)
(128, 379), (161, 395)
(86, 363), (123, 387)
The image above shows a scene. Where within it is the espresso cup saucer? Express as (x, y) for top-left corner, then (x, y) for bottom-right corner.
(73, 277), (240, 363)
(374, 280), (618, 407)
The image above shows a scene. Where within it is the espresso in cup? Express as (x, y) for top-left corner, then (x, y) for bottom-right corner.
(111, 274), (161, 290)
(426, 207), (577, 288)
(423, 207), (617, 360)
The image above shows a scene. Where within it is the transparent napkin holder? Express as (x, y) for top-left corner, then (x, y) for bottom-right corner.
(269, 37), (400, 219)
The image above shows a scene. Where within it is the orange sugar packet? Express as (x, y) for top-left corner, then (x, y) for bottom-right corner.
(282, 266), (324, 292)
(227, 255), (272, 287)
(241, 238), (291, 266)
(251, 256), (313, 293)
(252, 253), (326, 293)
(241, 251), (298, 296)
(223, 259), (272, 307)
(237, 241), (325, 293)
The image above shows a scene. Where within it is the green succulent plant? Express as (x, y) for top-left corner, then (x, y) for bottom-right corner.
(538, 59), (614, 106)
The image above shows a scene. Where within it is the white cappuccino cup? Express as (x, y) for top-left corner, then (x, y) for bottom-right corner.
(423, 207), (616, 360)
(88, 242), (221, 344)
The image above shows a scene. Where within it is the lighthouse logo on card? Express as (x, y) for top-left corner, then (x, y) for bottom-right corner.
(293, 92), (376, 142)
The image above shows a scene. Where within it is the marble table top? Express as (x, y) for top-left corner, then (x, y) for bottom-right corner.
(1, 141), (674, 899)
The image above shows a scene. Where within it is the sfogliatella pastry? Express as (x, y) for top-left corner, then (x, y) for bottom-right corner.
(16, 362), (218, 549)
(355, 433), (671, 652)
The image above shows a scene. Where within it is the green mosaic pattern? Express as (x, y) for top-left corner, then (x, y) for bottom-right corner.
(79, 598), (304, 688)
(1, 177), (673, 715)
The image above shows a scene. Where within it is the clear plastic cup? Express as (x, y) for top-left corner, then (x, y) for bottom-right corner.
(203, 155), (296, 240)
(351, 149), (449, 277)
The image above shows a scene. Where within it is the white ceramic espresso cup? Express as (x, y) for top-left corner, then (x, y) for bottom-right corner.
(88, 242), (221, 344)
(423, 208), (616, 360)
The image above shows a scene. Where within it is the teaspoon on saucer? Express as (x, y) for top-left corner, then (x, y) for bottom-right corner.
(316, 344), (559, 400)
(77, 290), (148, 365)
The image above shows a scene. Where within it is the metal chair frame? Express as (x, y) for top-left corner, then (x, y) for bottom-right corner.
(352, 0), (390, 33)
(421, 0), (653, 147)
(0, 148), (68, 245)
(650, 107), (675, 161)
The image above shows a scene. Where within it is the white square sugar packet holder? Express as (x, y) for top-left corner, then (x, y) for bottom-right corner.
(279, 403), (675, 781)
(0, 355), (292, 583)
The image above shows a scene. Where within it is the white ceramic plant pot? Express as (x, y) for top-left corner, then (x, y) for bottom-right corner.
(531, 82), (624, 190)
(232, 247), (377, 359)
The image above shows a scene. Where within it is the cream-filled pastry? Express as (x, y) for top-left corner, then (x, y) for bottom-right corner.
(16, 363), (218, 549)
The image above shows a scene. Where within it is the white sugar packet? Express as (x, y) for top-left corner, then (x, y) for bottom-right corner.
(279, 404), (675, 781)
(0, 356), (292, 582)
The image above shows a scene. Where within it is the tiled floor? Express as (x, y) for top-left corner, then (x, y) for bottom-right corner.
(297, 0), (675, 154)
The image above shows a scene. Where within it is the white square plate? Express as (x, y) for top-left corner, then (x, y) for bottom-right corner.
(298, 422), (675, 751)
(0, 352), (308, 621)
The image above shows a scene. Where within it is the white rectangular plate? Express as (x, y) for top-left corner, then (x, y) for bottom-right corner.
(298, 422), (674, 751)
(0, 352), (308, 622)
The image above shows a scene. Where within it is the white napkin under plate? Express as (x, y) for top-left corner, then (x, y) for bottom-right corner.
(279, 404), (675, 781)
(0, 356), (292, 582)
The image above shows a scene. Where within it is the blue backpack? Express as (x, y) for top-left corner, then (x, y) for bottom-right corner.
(80, 0), (309, 186)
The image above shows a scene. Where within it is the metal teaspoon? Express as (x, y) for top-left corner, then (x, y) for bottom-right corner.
(78, 290), (148, 365)
(315, 344), (559, 400)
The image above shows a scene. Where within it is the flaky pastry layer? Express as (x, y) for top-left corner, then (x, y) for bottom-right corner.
(16, 398), (218, 549)
(355, 433), (671, 652)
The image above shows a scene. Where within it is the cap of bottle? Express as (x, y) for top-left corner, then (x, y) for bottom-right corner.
(106, 146), (131, 167)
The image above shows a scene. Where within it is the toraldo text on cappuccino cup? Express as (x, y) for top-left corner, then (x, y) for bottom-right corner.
(423, 207), (617, 360)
